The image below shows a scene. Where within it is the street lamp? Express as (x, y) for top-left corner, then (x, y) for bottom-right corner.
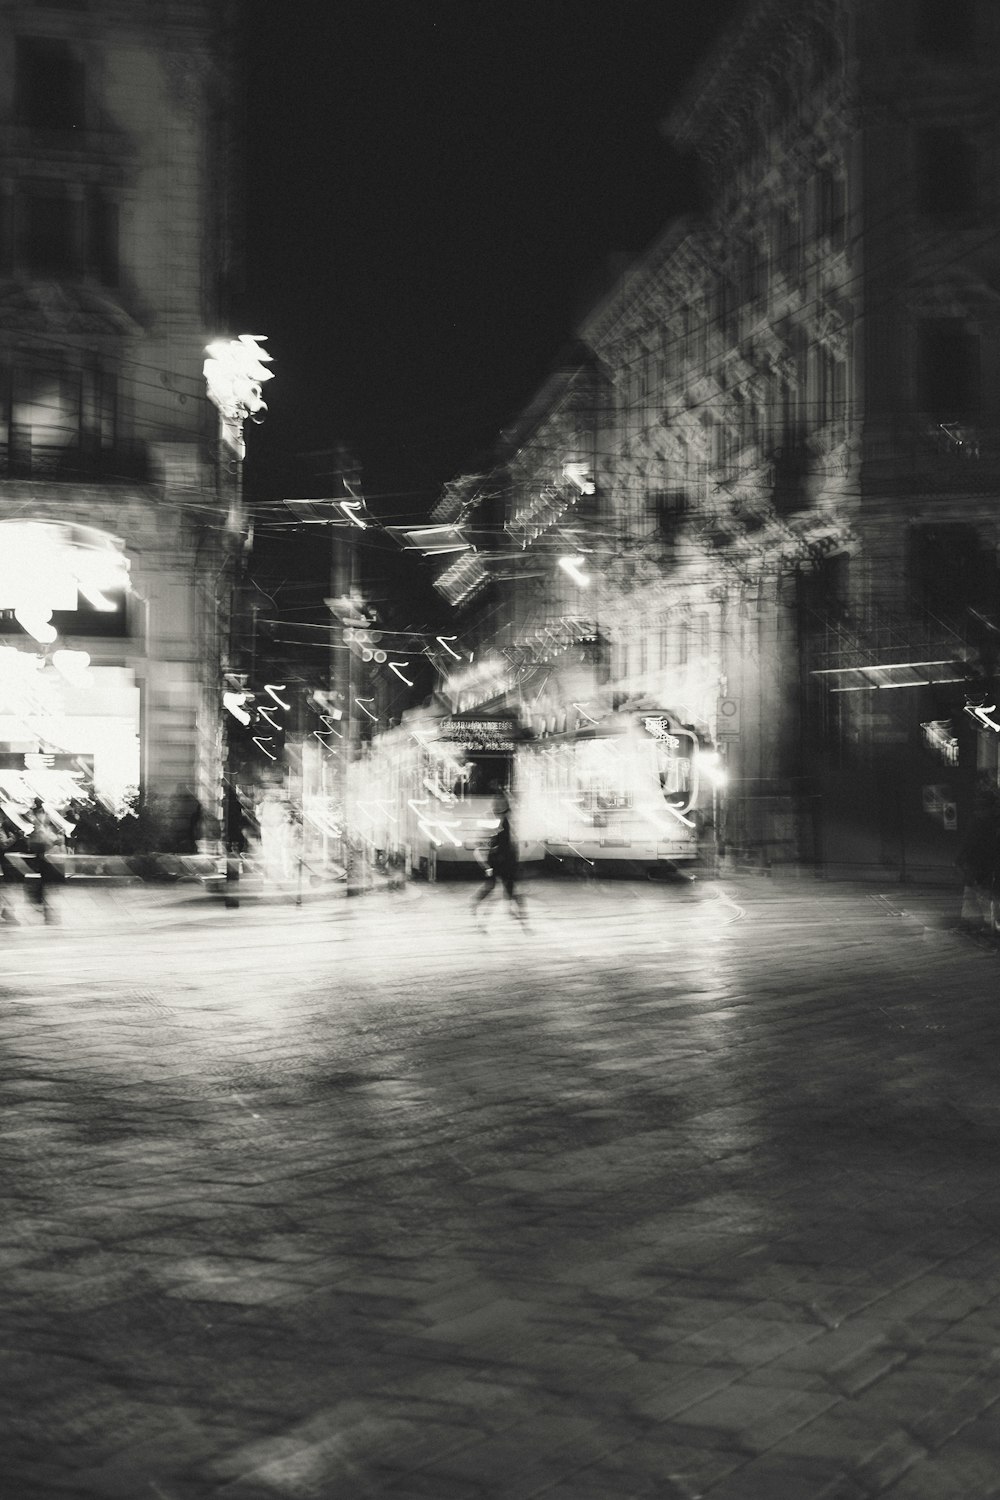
(558, 554), (591, 588)
(203, 335), (273, 460)
(204, 335), (273, 907)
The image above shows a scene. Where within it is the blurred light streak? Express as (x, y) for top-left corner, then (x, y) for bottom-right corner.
(558, 555), (590, 587)
(338, 500), (368, 528)
(562, 462), (596, 495)
(831, 678), (966, 692)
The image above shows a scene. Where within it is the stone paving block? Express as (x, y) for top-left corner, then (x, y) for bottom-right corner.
(637, 1292), (762, 1333)
(162, 1275), (303, 1305)
(759, 1318), (905, 1384)
(211, 1422), (485, 1498)
(364, 1383), (526, 1440)
(404, 1421), (680, 1499)
(685, 1452), (867, 1500)
(906, 1354), (1000, 1450)
(674, 1314), (823, 1368)
(848, 1427), (931, 1492)
(854, 1273), (995, 1329)
(505, 1469), (666, 1498)
(540, 1431), (749, 1497)
(770, 1400), (912, 1467)
(577, 1358), (740, 1423)
(878, 1446), (1000, 1499)
(415, 1296), (545, 1351)
(367, 1474), (494, 1500)
(0, 1462), (101, 1500)
(665, 1380), (840, 1455)
(899, 1279), (1000, 1331)
(826, 1344), (917, 1399)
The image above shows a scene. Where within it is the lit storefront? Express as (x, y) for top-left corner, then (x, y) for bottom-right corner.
(0, 519), (139, 814)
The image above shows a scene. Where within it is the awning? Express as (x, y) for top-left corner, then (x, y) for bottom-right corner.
(812, 660), (970, 693)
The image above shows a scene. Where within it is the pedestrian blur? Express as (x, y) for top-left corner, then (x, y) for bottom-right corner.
(472, 785), (528, 926)
(24, 797), (62, 924)
(957, 781), (1000, 939)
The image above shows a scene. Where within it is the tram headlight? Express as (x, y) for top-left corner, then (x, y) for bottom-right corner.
(699, 750), (727, 788)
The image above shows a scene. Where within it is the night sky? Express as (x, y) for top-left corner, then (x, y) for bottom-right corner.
(236, 0), (745, 531)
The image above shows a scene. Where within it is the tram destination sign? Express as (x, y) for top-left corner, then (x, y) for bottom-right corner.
(438, 717), (516, 752)
(0, 752), (93, 773)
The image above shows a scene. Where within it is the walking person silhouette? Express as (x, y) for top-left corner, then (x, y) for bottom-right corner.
(472, 788), (528, 926)
(25, 798), (60, 925)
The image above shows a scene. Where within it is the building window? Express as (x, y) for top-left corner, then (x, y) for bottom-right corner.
(774, 206), (799, 279)
(0, 363), (117, 477)
(916, 0), (974, 53)
(745, 239), (764, 305)
(0, 190), (11, 277)
(779, 379), (798, 444)
(917, 128), (977, 220)
(637, 634), (647, 676)
(811, 20), (841, 85)
(648, 490), (686, 538)
(19, 186), (76, 276)
(15, 38), (86, 131)
(818, 346), (847, 428)
(910, 523), (993, 617)
(817, 168), (846, 249)
(918, 319), (980, 420)
(86, 190), (119, 285)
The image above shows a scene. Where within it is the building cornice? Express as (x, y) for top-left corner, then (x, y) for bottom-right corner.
(664, 0), (851, 171)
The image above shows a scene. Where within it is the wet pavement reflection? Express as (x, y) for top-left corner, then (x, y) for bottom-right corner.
(1, 873), (999, 1497)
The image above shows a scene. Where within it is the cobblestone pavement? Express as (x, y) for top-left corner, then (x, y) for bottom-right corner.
(2, 872), (1000, 1499)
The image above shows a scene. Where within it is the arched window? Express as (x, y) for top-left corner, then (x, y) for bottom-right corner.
(917, 128), (978, 221)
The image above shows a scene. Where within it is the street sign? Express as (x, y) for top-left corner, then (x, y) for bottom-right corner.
(717, 697), (741, 735)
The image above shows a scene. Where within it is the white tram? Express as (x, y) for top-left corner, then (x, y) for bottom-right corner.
(347, 709), (536, 878)
(348, 705), (715, 879)
(520, 709), (707, 873)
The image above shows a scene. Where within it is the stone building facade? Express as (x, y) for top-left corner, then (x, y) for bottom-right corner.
(652, 0), (1000, 873)
(0, 0), (241, 831)
(419, 0), (1000, 877)
(430, 353), (609, 734)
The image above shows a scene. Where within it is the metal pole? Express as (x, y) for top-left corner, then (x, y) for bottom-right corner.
(223, 425), (246, 910)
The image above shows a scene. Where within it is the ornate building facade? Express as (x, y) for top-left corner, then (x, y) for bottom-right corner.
(417, 0), (1000, 877)
(0, 0), (241, 829)
(652, 0), (1000, 873)
(424, 353), (609, 736)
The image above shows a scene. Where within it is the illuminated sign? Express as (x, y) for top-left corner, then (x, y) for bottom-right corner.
(0, 752), (91, 773)
(964, 698), (1000, 734)
(642, 715), (681, 748)
(438, 718), (516, 752)
(921, 719), (960, 764)
(0, 521), (129, 641)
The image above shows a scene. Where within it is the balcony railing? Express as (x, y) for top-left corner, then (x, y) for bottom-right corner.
(803, 600), (974, 678)
(0, 434), (149, 484)
(0, 123), (132, 163)
(862, 421), (1000, 496)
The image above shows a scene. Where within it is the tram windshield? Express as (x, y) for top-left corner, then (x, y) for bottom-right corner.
(565, 713), (697, 823)
(639, 714), (696, 810)
(421, 747), (511, 803)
